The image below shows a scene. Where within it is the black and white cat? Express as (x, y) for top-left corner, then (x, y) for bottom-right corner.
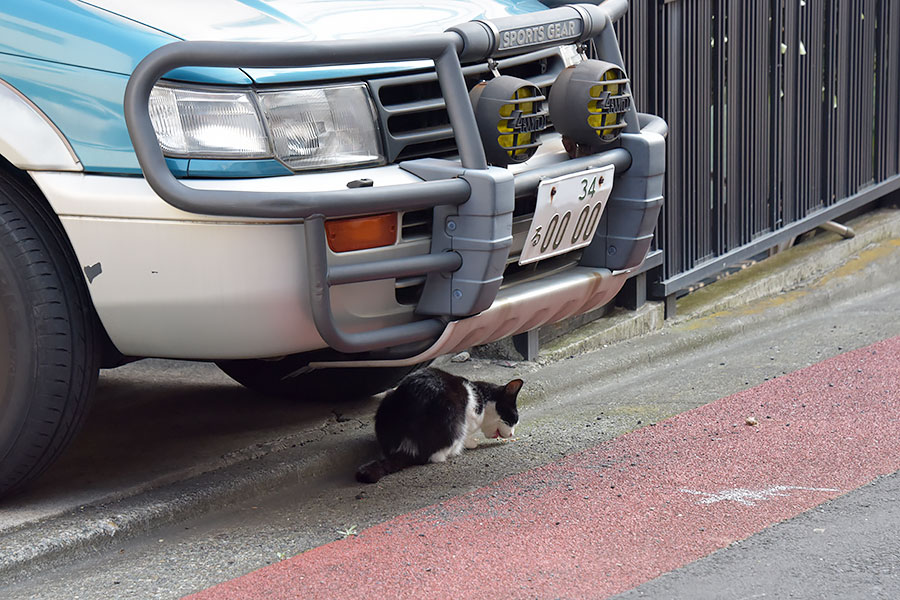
(356, 368), (523, 483)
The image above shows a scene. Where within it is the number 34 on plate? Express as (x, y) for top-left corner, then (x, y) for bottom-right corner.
(518, 164), (615, 266)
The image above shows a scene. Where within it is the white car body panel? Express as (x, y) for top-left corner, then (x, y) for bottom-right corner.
(33, 164), (427, 221)
(33, 170), (428, 358)
(30, 136), (599, 359)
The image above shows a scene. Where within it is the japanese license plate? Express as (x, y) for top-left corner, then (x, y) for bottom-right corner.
(518, 164), (615, 266)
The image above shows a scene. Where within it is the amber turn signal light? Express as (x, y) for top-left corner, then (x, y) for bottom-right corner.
(324, 213), (398, 253)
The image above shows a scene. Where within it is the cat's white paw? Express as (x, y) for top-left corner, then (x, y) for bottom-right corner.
(429, 449), (450, 463)
(464, 436), (479, 449)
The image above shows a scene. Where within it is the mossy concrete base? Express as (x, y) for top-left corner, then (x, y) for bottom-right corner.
(674, 208), (900, 321)
(524, 207), (900, 363)
(540, 302), (664, 363)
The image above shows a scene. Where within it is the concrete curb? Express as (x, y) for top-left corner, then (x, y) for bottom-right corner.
(674, 208), (900, 320)
(0, 420), (371, 582)
(541, 208), (900, 363)
(2, 207), (899, 583)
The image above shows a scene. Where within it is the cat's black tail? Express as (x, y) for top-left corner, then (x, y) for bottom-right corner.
(356, 454), (413, 483)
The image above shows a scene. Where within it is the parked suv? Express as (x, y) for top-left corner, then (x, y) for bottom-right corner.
(0, 0), (665, 496)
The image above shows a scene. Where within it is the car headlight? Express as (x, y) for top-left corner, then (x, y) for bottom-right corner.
(258, 85), (384, 170)
(149, 85), (270, 158)
(148, 83), (384, 171)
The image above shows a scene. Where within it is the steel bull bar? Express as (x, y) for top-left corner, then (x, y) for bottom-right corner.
(124, 0), (662, 358)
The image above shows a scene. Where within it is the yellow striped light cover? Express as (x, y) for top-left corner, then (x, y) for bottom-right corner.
(470, 75), (548, 166)
(549, 59), (631, 146)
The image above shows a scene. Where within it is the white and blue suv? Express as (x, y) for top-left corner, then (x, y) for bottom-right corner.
(0, 0), (664, 496)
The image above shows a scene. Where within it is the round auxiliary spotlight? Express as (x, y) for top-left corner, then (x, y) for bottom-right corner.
(549, 59), (632, 146)
(470, 75), (548, 167)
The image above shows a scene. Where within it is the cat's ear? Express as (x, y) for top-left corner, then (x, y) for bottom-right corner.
(504, 378), (524, 399)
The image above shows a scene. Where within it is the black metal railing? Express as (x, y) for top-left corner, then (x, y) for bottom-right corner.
(614, 0), (900, 302)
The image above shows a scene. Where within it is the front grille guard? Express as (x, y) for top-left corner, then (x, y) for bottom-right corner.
(124, 0), (635, 357)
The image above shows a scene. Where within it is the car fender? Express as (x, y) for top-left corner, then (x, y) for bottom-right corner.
(0, 79), (81, 172)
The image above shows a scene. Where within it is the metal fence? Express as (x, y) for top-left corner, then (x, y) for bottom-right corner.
(615, 0), (900, 306)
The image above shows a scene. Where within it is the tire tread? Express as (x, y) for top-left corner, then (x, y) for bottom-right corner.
(0, 169), (99, 496)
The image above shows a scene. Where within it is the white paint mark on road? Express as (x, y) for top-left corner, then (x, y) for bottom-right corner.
(680, 485), (841, 506)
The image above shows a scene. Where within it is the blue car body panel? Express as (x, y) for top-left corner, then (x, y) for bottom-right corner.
(0, 0), (550, 174)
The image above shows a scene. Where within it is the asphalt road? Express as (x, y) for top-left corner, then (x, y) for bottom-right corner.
(182, 335), (900, 600)
(1, 216), (899, 599)
(614, 471), (900, 600)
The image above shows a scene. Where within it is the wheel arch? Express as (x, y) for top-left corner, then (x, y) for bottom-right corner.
(0, 155), (131, 368)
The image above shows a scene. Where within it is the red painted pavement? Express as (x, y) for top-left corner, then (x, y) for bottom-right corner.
(187, 336), (900, 600)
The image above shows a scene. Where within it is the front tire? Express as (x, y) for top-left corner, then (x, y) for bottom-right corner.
(0, 170), (100, 498)
(216, 351), (420, 400)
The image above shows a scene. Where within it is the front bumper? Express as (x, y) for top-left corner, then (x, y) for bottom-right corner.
(118, 1), (665, 362)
